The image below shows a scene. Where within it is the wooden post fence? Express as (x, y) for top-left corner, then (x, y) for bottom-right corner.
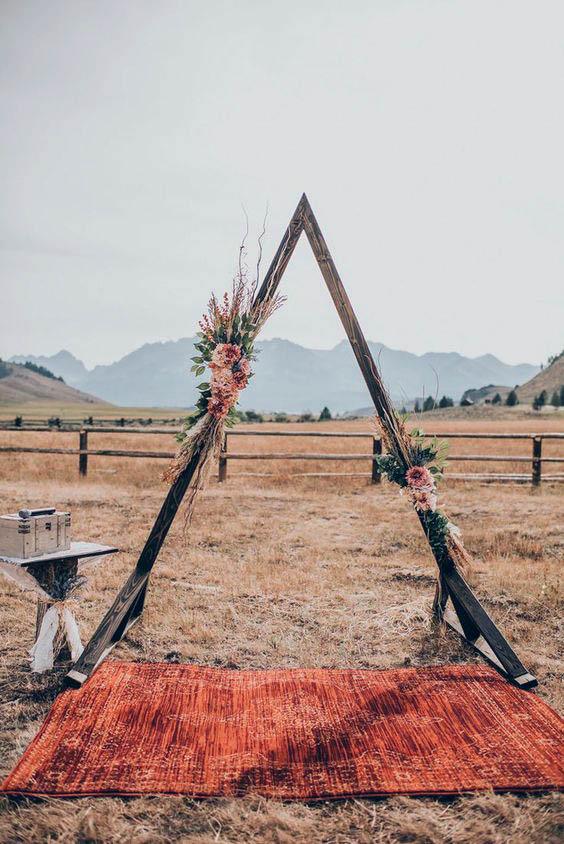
(79, 430), (88, 477)
(218, 433), (228, 483)
(532, 436), (542, 487)
(214, 430), (564, 484)
(371, 436), (382, 484)
(0, 426), (562, 484)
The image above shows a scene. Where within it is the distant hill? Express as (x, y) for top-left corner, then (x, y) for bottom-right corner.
(10, 340), (539, 413)
(0, 362), (107, 405)
(516, 353), (564, 404)
(10, 350), (88, 387)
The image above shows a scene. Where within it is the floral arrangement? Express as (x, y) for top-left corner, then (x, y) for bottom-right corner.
(374, 420), (470, 608)
(163, 275), (283, 518)
(187, 288), (258, 431)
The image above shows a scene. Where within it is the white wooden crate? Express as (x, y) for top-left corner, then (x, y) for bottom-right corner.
(0, 508), (71, 559)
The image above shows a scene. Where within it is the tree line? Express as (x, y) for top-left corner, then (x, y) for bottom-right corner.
(408, 385), (564, 412)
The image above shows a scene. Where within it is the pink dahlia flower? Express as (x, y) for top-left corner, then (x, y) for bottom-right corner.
(211, 368), (236, 391)
(211, 343), (241, 369)
(232, 356), (251, 388)
(238, 357), (251, 375)
(208, 396), (231, 418)
(409, 489), (438, 512)
(232, 372), (248, 389)
(405, 465), (435, 491)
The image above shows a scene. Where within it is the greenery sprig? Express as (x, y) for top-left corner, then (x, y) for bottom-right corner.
(374, 421), (455, 559)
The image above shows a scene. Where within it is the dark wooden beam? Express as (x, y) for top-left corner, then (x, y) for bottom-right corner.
(67, 446), (203, 685)
(254, 194), (306, 305)
(65, 196), (309, 687)
(301, 196), (536, 688)
(442, 607), (536, 689)
(443, 568), (536, 687)
(302, 199), (386, 420)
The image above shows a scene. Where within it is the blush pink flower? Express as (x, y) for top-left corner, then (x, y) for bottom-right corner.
(409, 489), (438, 512)
(231, 357), (250, 387)
(405, 465), (435, 491)
(232, 371), (248, 389)
(208, 366), (239, 417)
(211, 367), (236, 392)
(237, 357), (251, 376)
(207, 396), (231, 418)
(210, 343), (241, 369)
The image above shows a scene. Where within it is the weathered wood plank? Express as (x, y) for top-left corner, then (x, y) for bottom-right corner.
(66, 445), (203, 683)
(0, 447), (175, 458)
(227, 431), (377, 437)
(443, 567), (535, 683)
(254, 194), (307, 305)
(301, 196), (535, 686)
(442, 607), (536, 689)
(532, 436), (542, 486)
(226, 453), (376, 460)
(234, 472), (373, 478)
(79, 430), (88, 476)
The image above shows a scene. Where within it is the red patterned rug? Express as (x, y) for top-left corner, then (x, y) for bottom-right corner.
(2, 662), (563, 799)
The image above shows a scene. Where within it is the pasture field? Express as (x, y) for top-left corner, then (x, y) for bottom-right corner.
(0, 418), (563, 843)
(0, 401), (185, 424)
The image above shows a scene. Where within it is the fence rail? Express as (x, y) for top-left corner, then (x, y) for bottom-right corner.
(218, 430), (563, 486)
(0, 416), (181, 428)
(0, 426), (562, 485)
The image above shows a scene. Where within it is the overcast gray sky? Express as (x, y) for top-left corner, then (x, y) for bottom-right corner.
(1, 0), (562, 368)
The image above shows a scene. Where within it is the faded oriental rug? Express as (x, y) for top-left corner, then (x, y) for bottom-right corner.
(2, 662), (563, 799)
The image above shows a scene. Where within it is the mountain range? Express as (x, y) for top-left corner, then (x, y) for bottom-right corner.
(10, 340), (538, 413)
(0, 361), (105, 405)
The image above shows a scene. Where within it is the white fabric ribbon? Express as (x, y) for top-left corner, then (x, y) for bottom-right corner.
(29, 603), (84, 673)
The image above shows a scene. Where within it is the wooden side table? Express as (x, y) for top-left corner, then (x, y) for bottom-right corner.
(0, 542), (118, 672)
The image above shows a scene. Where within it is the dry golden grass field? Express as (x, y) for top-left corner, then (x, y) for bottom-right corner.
(0, 416), (563, 843)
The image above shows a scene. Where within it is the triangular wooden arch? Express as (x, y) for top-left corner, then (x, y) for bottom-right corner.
(67, 195), (536, 690)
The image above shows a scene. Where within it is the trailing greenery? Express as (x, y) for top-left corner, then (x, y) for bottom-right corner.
(374, 428), (447, 486)
(424, 509), (452, 567)
(374, 422), (454, 564)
